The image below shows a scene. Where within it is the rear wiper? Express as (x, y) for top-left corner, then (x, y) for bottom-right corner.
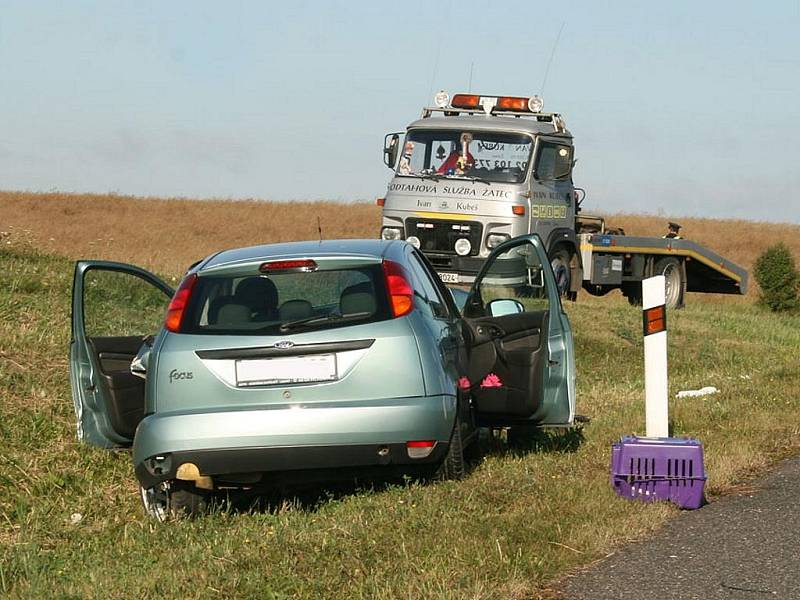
(468, 175), (492, 185)
(279, 311), (373, 332)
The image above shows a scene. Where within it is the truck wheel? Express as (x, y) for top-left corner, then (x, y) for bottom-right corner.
(550, 247), (572, 297)
(437, 416), (466, 480)
(655, 257), (684, 309)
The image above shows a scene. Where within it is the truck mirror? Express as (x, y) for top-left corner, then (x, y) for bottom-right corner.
(384, 133), (400, 169)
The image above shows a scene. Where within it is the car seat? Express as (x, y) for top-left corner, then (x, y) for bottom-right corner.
(234, 277), (279, 321)
(279, 299), (314, 321)
(339, 282), (376, 315)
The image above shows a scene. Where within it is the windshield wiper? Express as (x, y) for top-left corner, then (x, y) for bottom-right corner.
(467, 175), (492, 185)
(415, 172), (442, 182)
(279, 311), (373, 332)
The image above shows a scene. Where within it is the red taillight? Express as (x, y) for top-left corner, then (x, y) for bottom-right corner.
(376, 197), (386, 207)
(259, 259), (318, 273)
(164, 273), (198, 333)
(450, 94), (480, 109)
(382, 260), (414, 318)
(512, 205), (526, 216)
(406, 440), (436, 459)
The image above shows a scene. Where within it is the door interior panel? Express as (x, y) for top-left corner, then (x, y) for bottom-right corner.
(88, 336), (147, 440)
(466, 311), (548, 418)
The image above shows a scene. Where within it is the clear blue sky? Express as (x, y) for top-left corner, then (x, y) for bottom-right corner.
(1, 1), (798, 222)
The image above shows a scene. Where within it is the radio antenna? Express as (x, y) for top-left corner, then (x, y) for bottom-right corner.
(317, 216), (323, 243)
(468, 61), (474, 92)
(540, 21), (565, 97)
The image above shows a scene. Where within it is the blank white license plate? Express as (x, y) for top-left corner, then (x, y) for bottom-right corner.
(235, 354), (337, 387)
(439, 272), (460, 283)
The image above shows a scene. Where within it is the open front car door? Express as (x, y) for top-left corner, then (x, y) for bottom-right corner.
(69, 261), (174, 448)
(462, 235), (575, 427)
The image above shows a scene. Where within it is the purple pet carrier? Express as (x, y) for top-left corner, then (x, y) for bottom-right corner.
(611, 436), (706, 509)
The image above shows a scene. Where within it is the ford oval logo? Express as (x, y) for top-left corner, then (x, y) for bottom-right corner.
(274, 340), (295, 349)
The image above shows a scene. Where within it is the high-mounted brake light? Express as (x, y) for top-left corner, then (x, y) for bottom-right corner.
(259, 259), (318, 273)
(164, 273), (198, 333)
(382, 260), (414, 318)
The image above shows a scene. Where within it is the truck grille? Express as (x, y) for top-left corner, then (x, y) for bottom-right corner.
(405, 218), (482, 256)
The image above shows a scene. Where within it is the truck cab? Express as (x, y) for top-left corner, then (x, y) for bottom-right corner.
(380, 92), (580, 294)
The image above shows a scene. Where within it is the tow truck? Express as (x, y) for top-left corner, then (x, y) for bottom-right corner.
(378, 90), (747, 308)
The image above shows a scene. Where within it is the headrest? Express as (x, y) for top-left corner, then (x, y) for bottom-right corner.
(215, 303), (251, 326)
(235, 277), (278, 310)
(279, 299), (313, 321)
(340, 291), (376, 316)
(340, 281), (376, 315)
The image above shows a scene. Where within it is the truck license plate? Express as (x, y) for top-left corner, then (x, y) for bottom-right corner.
(439, 272), (459, 283)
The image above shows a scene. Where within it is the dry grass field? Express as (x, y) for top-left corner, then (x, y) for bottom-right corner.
(2, 190), (800, 598)
(2, 191), (799, 290)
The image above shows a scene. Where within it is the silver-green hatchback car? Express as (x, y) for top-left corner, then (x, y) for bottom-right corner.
(70, 235), (575, 518)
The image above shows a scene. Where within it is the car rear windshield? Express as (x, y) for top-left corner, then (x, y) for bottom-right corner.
(181, 265), (391, 335)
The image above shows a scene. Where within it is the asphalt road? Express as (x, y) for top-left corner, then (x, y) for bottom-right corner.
(561, 456), (800, 599)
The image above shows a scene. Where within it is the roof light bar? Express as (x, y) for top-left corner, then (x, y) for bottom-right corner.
(449, 93), (544, 114)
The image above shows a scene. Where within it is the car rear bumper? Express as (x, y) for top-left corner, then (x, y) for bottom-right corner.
(133, 395), (457, 488)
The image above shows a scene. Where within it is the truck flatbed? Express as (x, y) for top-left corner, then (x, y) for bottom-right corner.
(579, 233), (748, 297)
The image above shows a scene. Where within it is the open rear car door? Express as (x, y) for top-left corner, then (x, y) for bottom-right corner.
(69, 261), (174, 448)
(462, 235), (575, 426)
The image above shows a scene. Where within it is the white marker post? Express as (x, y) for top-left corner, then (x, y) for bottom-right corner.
(642, 276), (669, 438)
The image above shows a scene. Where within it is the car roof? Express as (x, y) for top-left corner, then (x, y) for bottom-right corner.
(199, 239), (402, 271)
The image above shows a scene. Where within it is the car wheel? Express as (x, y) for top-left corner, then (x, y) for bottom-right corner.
(438, 417), (466, 480)
(140, 482), (208, 520)
(550, 247), (572, 297)
(140, 483), (169, 522)
(654, 257), (684, 309)
(169, 485), (209, 518)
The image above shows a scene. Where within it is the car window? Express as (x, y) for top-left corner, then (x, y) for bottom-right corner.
(410, 251), (456, 319)
(83, 269), (168, 337)
(535, 141), (572, 180)
(182, 265), (392, 335)
(469, 243), (551, 317)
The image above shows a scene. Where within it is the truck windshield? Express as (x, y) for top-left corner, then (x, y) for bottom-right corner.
(397, 130), (533, 183)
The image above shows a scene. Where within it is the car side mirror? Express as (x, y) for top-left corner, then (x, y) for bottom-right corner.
(487, 298), (524, 317)
(384, 133), (400, 169)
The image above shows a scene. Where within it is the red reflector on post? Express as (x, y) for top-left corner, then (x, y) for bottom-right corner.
(164, 273), (198, 333)
(382, 259), (414, 317)
(451, 94), (480, 109)
(512, 205), (526, 216)
(376, 197), (386, 207)
(643, 304), (667, 336)
(259, 259), (318, 273)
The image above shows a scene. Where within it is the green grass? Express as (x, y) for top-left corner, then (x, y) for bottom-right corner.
(1, 246), (800, 599)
